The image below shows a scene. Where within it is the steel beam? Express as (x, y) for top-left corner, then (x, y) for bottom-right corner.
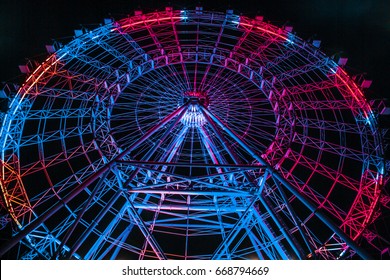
(126, 201), (167, 260)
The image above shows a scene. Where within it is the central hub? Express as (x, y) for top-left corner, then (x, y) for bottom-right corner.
(181, 104), (206, 127)
(183, 91), (210, 107)
(181, 91), (209, 127)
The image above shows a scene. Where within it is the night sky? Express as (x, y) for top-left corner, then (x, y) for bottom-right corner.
(0, 0), (389, 100)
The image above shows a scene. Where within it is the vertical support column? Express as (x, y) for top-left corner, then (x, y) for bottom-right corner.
(201, 107), (291, 259)
(94, 194), (152, 260)
(198, 126), (232, 257)
(257, 195), (303, 259)
(272, 177), (315, 256)
(108, 226), (132, 260)
(53, 171), (110, 259)
(199, 105), (371, 260)
(211, 200), (257, 259)
(84, 200), (130, 260)
(67, 189), (123, 258)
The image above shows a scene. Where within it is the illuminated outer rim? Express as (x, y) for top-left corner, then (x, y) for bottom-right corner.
(0, 9), (385, 259)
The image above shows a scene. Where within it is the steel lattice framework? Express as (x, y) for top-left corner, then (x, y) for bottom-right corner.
(0, 8), (385, 260)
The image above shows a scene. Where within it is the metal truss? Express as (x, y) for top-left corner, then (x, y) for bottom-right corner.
(0, 9), (386, 259)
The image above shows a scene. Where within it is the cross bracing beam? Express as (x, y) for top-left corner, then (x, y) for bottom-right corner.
(226, 201), (270, 260)
(286, 148), (361, 193)
(295, 117), (363, 134)
(143, 223), (235, 230)
(241, 209), (289, 259)
(141, 210), (232, 227)
(274, 57), (332, 82)
(129, 189), (253, 197)
(14, 210), (84, 260)
(292, 131), (370, 162)
(117, 162), (259, 186)
(26, 107), (91, 120)
(230, 21), (253, 55)
(132, 204), (247, 212)
(291, 99), (359, 111)
(26, 88), (96, 102)
(112, 23), (151, 57)
(131, 178), (253, 196)
(118, 160), (265, 169)
(17, 141), (96, 177)
(88, 27), (144, 70)
(263, 44), (302, 72)
(248, 34), (282, 63)
(280, 79), (336, 95)
(18, 229), (81, 260)
(58, 46), (120, 77)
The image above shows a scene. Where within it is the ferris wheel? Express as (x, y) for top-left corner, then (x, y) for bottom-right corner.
(0, 8), (385, 259)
